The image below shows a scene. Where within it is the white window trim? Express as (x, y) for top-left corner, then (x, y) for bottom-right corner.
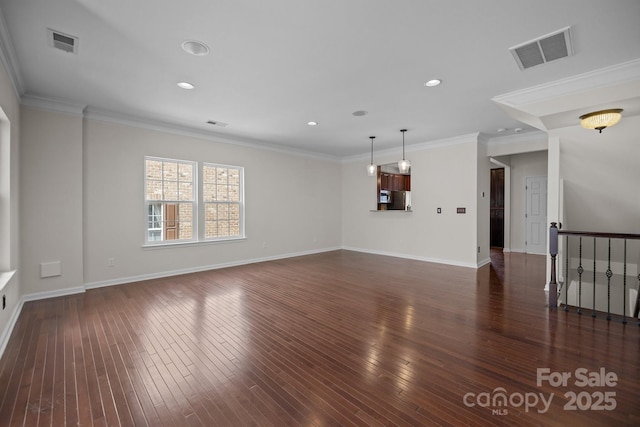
(201, 162), (246, 242)
(142, 236), (247, 250)
(143, 157), (245, 247)
(143, 156), (198, 246)
(0, 108), (11, 271)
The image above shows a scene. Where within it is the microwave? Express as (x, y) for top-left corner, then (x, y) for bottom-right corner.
(380, 190), (391, 203)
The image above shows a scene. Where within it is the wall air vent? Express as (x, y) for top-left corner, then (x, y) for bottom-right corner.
(47, 28), (78, 54)
(509, 26), (573, 70)
(207, 120), (228, 127)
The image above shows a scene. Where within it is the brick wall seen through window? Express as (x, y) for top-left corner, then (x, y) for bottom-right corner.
(144, 157), (244, 245)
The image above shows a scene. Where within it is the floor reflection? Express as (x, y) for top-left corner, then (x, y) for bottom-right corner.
(144, 279), (249, 388)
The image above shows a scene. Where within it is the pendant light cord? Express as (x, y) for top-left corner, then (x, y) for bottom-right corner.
(370, 136), (375, 164)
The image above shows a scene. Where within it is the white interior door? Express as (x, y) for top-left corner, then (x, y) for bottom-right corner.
(525, 176), (547, 254)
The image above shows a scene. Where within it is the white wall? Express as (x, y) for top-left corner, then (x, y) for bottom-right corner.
(83, 118), (342, 286)
(20, 107), (84, 295)
(553, 115), (640, 234)
(509, 150), (548, 252)
(546, 117), (640, 294)
(476, 140), (491, 265)
(341, 134), (482, 267)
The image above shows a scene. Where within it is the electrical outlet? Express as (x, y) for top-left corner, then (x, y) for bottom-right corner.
(107, 257), (116, 267)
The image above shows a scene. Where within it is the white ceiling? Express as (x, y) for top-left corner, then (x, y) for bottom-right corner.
(1, 0), (640, 157)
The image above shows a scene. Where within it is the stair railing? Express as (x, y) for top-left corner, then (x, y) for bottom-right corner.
(548, 222), (640, 325)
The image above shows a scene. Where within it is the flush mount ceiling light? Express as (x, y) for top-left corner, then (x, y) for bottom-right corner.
(425, 79), (441, 87)
(181, 40), (210, 56)
(397, 129), (411, 174)
(307, 121), (318, 126)
(177, 82), (195, 89)
(579, 109), (623, 133)
(367, 136), (377, 176)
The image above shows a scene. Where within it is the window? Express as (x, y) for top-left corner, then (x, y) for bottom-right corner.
(203, 163), (243, 239)
(145, 157), (196, 244)
(147, 203), (163, 241)
(0, 108), (10, 271)
(144, 157), (244, 245)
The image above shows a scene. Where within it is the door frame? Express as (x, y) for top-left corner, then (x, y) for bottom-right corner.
(489, 158), (511, 252)
(490, 168), (505, 248)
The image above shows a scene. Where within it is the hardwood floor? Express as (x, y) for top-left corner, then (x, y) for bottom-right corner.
(0, 250), (638, 426)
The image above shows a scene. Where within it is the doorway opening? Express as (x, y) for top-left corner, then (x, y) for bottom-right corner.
(490, 168), (505, 248)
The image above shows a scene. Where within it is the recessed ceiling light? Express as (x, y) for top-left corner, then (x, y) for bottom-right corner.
(514, 127), (523, 133)
(352, 110), (368, 116)
(497, 128), (507, 133)
(182, 40), (210, 56)
(307, 121), (318, 126)
(425, 79), (442, 87)
(177, 82), (195, 90)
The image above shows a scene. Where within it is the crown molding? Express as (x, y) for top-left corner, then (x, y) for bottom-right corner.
(0, 8), (24, 98)
(487, 130), (547, 146)
(486, 130), (548, 157)
(83, 106), (341, 162)
(342, 132), (480, 163)
(492, 58), (640, 108)
(21, 94), (86, 116)
(16, 92), (339, 161)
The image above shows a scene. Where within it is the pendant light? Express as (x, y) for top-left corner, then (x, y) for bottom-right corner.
(367, 136), (377, 176)
(398, 129), (410, 174)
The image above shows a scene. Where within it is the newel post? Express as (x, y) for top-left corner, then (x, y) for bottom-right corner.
(548, 222), (559, 309)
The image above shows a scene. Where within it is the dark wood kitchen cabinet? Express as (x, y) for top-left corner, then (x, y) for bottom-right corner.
(375, 163), (412, 211)
(379, 171), (411, 191)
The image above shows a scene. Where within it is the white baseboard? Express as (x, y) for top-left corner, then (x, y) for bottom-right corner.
(1, 285), (86, 359)
(342, 246), (480, 269)
(0, 247), (342, 359)
(477, 257), (492, 268)
(85, 246), (342, 289)
(22, 286), (86, 302)
(0, 296), (24, 360)
(0, 245), (482, 359)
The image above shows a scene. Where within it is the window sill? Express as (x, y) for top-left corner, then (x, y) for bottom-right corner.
(142, 237), (247, 250)
(0, 270), (16, 292)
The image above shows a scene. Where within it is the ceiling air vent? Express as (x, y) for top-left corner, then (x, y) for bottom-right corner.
(509, 26), (573, 70)
(47, 28), (78, 54)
